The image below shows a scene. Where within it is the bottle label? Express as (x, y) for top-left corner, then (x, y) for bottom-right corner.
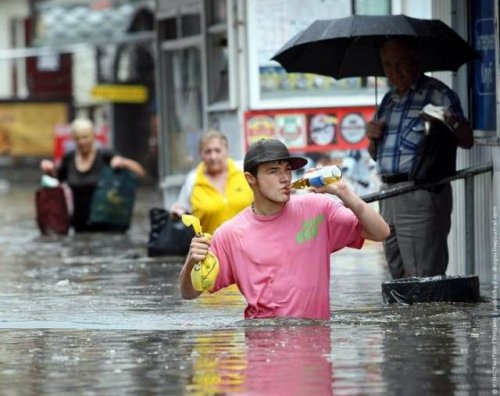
(308, 175), (325, 187)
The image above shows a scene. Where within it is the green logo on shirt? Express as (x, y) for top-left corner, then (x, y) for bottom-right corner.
(296, 214), (324, 244)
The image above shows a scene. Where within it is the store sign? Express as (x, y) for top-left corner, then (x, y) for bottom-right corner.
(91, 84), (148, 103)
(309, 114), (337, 146)
(276, 114), (307, 148)
(246, 115), (275, 145)
(471, 0), (496, 131)
(340, 113), (366, 143)
(244, 107), (374, 152)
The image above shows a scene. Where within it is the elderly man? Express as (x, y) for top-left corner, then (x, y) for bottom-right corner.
(366, 38), (473, 279)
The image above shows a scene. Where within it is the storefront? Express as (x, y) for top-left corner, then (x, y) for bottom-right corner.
(155, 0), (433, 205)
(155, 0), (500, 283)
(0, 0), (156, 173)
(429, 0), (499, 281)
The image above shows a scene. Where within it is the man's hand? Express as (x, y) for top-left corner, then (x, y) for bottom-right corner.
(187, 234), (211, 263)
(444, 111), (474, 149)
(179, 234), (211, 299)
(366, 120), (385, 141)
(366, 120), (385, 159)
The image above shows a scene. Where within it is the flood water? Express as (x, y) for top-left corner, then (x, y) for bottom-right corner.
(0, 175), (498, 395)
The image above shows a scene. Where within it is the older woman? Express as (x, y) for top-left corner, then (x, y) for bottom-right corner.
(40, 118), (145, 232)
(170, 129), (253, 234)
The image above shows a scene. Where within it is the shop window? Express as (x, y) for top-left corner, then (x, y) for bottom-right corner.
(181, 14), (201, 37)
(207, 0), (226, 25)
(207, 32), (229, 104)
(249, 0), (393, 108)
(162, 47), (203, 174)
(159, 17), (177, 40)
(354, 0), (390, 15)
(159, 14), (201, 41)
(206, 0), (230, 106)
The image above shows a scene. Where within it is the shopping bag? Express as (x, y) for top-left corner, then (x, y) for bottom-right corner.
(88, 167), (138, 232)
(147, 208), (194, 257)
(35, 185), (71, 235)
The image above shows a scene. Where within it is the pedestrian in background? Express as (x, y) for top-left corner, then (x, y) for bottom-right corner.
(170, 129), (253, 234)
(40, 118), (146, 232)
(365, 38), (473, 279)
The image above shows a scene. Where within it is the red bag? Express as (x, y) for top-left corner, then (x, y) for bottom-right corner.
(35, 186), (71, 235)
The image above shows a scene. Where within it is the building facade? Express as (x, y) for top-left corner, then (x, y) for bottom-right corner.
(0, 0), (157, 175)
(155, 0), (499, 284)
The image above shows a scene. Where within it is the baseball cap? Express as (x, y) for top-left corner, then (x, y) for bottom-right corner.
(244, 139), (308, 172)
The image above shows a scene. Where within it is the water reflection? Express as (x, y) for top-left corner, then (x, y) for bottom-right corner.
(185, 323), (333, 396)
(0, 183), (497, 395)
(382, 322), (456, 395)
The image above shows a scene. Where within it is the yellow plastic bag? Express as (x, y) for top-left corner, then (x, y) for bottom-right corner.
(182, 215), (220, 292)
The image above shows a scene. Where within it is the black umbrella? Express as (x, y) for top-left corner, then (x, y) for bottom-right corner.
(271, 14), (479, 78)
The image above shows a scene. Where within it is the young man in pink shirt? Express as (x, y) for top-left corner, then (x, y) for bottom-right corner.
(179, 139), (390, 320)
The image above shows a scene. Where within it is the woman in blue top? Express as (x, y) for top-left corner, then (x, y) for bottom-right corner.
(40, 118), (146, 232)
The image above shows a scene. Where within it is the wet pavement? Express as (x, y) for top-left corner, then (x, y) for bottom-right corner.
(0, 171), (498, 395)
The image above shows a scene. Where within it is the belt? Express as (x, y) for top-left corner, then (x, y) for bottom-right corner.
(381, 173), (410, 184)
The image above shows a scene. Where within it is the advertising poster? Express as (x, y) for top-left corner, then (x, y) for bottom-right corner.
(0, 102), (69, 157)
(275, 113), (307, 148)
(244, 107), (375, 152)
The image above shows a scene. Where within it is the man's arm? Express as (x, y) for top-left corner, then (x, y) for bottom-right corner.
(445, 113), (474, 149)
(179, 235), (210, 299)
(318, 181), (390, 241)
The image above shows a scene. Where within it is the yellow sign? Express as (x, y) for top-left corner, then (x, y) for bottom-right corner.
(91, 84), (148, 103)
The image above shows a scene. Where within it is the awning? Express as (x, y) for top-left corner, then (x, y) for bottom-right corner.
(0, 31), (154, 60)
(34, 0), (154, 46)
(0, 1), (154, 60)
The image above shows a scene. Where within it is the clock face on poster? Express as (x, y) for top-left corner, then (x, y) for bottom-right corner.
(309, 114), (336, 146)
(340, 113), (366, 144)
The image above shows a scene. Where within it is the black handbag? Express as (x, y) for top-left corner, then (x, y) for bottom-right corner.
(410, 119), (458, 184)
(147, 208), (195, 257)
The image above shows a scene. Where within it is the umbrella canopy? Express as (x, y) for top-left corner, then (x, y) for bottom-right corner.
(271, 14), (479, 79)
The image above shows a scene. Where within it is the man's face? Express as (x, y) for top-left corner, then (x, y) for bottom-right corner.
(380, 41), (418, 95)
(249, 160), (293, 204)
(200, 137), (228, 175)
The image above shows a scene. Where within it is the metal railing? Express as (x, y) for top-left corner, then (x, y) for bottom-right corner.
(361, 163), (493, 275)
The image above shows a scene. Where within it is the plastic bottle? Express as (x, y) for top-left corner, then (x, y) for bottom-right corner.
(291, 165), (342, 189)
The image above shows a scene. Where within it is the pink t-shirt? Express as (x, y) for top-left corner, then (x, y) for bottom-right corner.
(210, 194), (364, 320)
